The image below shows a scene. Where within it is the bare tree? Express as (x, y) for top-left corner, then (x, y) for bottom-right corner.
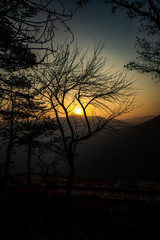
(34, 43), (135, 195)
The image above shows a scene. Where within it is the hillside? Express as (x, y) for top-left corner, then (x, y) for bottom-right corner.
(124, 115), (160, 159)
(75, 115), (160, 181)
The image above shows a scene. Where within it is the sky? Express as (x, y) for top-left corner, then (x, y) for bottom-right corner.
(55, 0), (160, 118)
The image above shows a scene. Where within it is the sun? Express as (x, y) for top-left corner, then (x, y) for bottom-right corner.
(74, 107), (83, 115)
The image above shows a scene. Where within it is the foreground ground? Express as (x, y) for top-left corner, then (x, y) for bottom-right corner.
(0, 175), (160, 239)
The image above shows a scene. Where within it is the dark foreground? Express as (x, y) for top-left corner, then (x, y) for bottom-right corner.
(0, 175), (160, 239)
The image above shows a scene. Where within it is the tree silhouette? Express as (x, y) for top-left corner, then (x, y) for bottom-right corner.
(14, 87), (49, 184)
(0, 0), (77, 72)
(0, 73), (34, 182)
(0, 0), (37, 72)
(126, 37), (160, 81)
(103, 0), (160, 82)
(0, 71), (57, 183)
(34, 43), (135, 195)
(0, 0), (78, 184)
(77, 0), (160, 82)
(18, 117), (57, 184)
(0, 0), (78, 98)
(104, 0), (160, 34)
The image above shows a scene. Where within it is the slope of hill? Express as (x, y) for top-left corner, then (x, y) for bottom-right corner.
(133, 115), (160, 132)
(75, 115), (160, 181)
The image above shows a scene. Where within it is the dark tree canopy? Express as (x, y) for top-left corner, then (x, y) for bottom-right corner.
(0, 0), (78, 108)
(0, 0), (37, 71)
(0, 0), (77, 72)
(0, 0), (78, 183)
(126, 37), (160, 81)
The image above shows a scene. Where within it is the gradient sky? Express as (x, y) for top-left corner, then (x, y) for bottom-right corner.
(56, 0), (160, 118)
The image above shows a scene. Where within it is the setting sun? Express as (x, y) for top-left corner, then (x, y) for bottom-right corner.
(74, 107), (83, 115)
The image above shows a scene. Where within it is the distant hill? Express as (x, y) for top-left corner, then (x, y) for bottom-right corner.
(125, 115), (160, 152)
(133, 115), (160, 132)
(75, 115), (160, 181)
(123, 115), (155, 124)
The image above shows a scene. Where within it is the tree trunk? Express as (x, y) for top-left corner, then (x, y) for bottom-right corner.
(3, 137), (13, 184)
(27, 141), (32, 184)
(3, 97), (14, 184)
(66, 158), (75, 196)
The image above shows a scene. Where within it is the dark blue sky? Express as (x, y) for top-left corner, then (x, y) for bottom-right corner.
(68, 0), (138, 66)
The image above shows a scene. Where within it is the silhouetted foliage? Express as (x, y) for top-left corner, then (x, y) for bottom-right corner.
(17, 117), (57, 183)
(0, 0), (77, 72)
(76, 0), (90, 8)
(34, 43), (135, 195)
(126, 37), (160, 81)
(0, 0), (78, 184)
(0, 0), (78, 102)
(0, 73), (34, 182)
(104, 0), (160, 82)
(0, 0), (37, 71)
